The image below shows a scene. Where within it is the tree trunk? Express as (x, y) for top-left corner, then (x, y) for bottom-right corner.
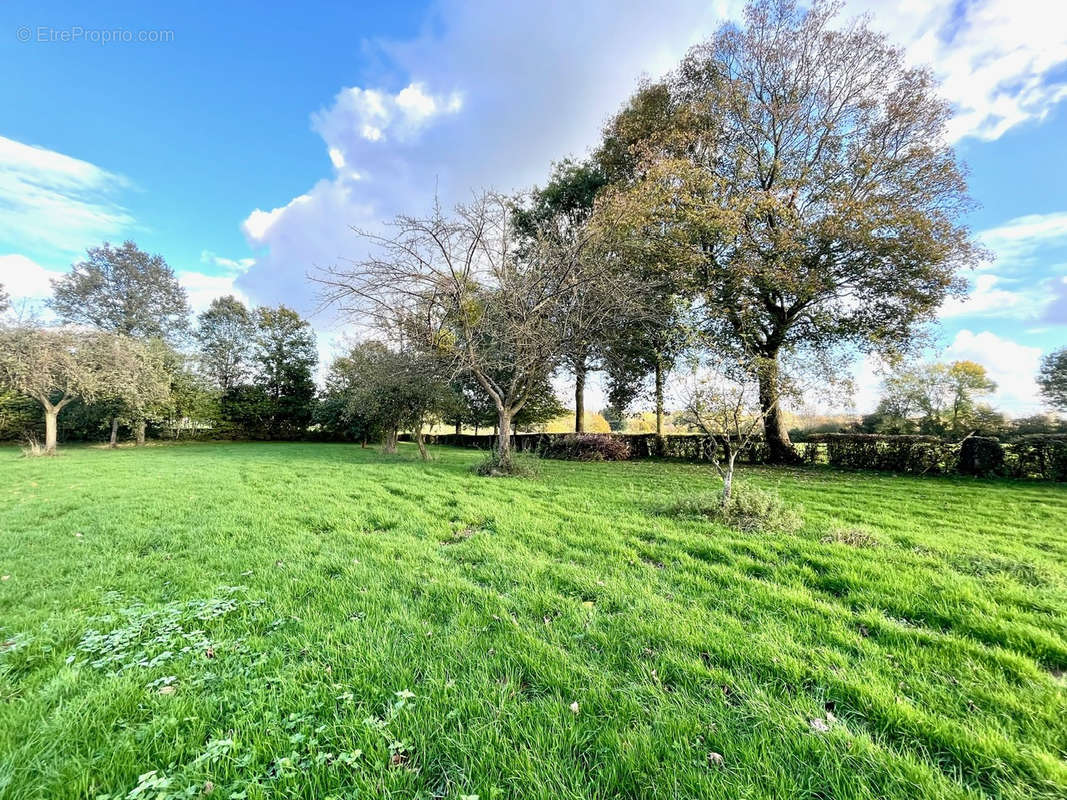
(44, 409), (58, 455)
(575, 364), (586, 433)
(135, 419), (146, 446)
(655, 358), (664, 437)
(381, 427), (398, 454)
(414, 426), (428, 460)
(109, 416), (119, 448)
(757, 357), (798, 464)
(496, 409), (513, 467)
(454, 419), (461, 435)
(722, 451), (737, 506)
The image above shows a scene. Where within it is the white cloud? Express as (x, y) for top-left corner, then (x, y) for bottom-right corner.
(944, 329), (1044, 414)
(200, 250), (254, 272)
(977, 211), (1067, 268)
(312, 82), (463, 153)
(0, 136), (133, 256)
(939, 273), (1032, 318)
(177, 269), (252, 313)
(851, 0), (1067, 142)
(0, 253), (64, 300)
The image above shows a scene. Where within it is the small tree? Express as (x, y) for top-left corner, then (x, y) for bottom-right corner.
(1038, 348), (1067, 411)
(879, 360), (997, 436)
(321, 341), (450, 458)
(0, 327), (167, 454)
(678, 358), (777, 505)
(317, 192), (629, 471)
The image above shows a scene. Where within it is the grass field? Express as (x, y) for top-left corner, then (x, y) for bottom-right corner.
(1, 442), (1065, 799)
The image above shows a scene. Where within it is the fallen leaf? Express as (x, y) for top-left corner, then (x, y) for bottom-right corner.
(809, 717), (829, 733)
(203, 780), (215, 795)
(1, 575), (9, 581)
(707, 751), (724, 766)
(158, 685), (176, 696)
(569, 701), (580, 714)
(205, 646), (215, 659)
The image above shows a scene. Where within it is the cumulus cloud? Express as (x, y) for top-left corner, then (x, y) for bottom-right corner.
(236, 0), (1067, 318)
(0, 253), (64, 300)
(0, 136), (133, 257)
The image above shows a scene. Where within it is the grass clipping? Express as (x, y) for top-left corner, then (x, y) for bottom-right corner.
(666, 485), (802, 534)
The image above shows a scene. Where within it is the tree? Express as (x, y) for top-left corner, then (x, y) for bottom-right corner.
(0, 327), (168, 454)
(50, 241), (190, 340)
(877, 360), (997, 435)
(319, 341), (450, 458)
(1038, 348), (1067, 411)
(252, 306), (317, 437)
(594, 81), (692, 438)
(317, 192), (630, 471)
(513, 159), (610, 432)
(0, 283), (9, 314)
(678, 358), (772, 505)
(596, 0), (980, 462)
(50, 241), (190, 444)
(196, 296), (255, 392)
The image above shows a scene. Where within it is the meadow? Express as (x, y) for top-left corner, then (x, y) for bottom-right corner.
(1, 442), (1065, 799)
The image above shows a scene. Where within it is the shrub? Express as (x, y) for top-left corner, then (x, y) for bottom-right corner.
(665, 485), (802, 533)
(958, 436), (1004, 477)
(472, 450), (540, 478)
(541, 433), (631, 462)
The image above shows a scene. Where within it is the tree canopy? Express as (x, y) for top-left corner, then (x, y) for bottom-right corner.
(594, 0), (980, 460)
(50, 241), (191, 341)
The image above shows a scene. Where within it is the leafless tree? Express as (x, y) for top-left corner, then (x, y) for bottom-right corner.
(316, 191), (629, 469)
(679, 356), (788, 505)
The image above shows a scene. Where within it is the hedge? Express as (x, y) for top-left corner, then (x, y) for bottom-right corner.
(425, 431), (1066, 481)
(424, 432), (769, 464)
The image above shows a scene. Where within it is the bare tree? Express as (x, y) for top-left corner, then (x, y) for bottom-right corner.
(316, 192), (626, 470)
(679, 357), (786, 506)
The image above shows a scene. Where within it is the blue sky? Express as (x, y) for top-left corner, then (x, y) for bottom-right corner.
(2, 0), (1066, 415)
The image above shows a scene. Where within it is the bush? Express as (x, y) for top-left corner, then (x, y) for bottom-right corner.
(665, 485), (802, 533)
(541, 433), (631, 461)
(472, 450), (540, 478)
(1006, 435), (1067, 481)
(958, 436), (1004, 477)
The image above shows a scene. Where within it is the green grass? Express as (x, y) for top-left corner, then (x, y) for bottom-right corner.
(1, 442), (1065, 799)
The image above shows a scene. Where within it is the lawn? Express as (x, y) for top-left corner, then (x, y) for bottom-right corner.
(0, 442), (1065, 800)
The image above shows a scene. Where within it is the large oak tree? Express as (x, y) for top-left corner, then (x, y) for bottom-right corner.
(596, 0), (981, 462)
